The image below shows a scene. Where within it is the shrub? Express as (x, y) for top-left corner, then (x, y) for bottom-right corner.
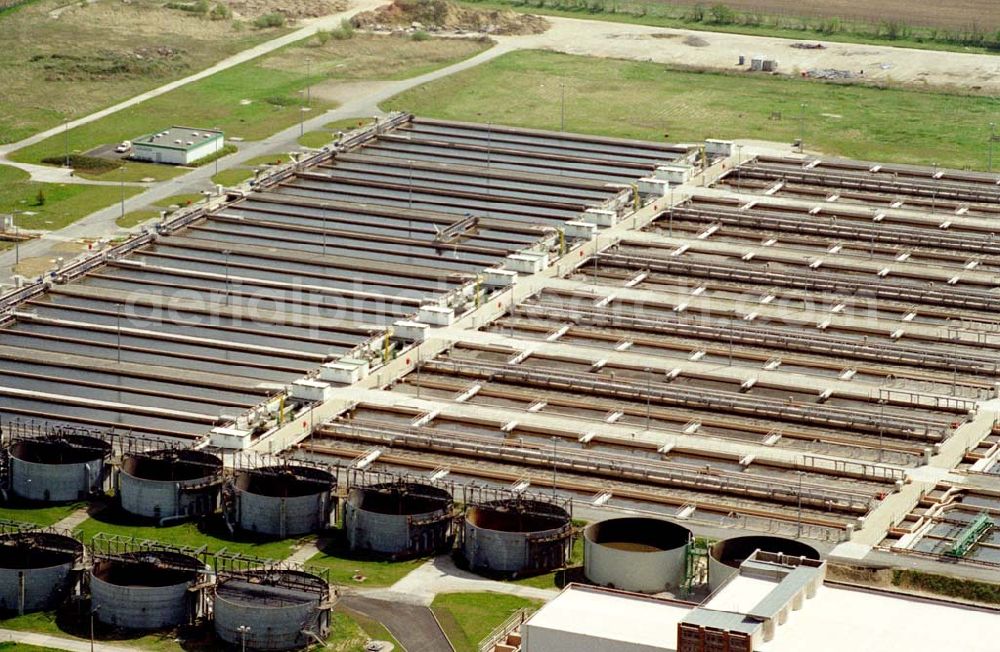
(329, 18), (355, 40)
(314, 29), (332, 46)
(411, 29), (431, 41)
(41, 154), (121, 174)
(34, 190), (45, 206)
(209, 3), (231, 20)
(254, 12), (285, 28)
(709, 4), (735, 25)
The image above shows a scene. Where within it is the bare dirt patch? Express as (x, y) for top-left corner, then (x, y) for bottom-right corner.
(352, 0), (549, 35)
(225, 0), (348, 20)
(649, 0), (1000, 31)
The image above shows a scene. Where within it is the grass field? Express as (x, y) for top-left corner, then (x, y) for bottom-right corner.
(115, 209), (160, 229)
(384, 50), (1000, 170)
(211, 167), (256, 187)
(0, 501), (84, 527)
(431, 592), (543, 652)
(74, 505), (306, 560)
(299, 130), (335, 149)
(307, 538), (427, 587)
(0, 164), (143, 231)
(0, 644), (64, 652)
(0, 0), (289, 145)
(457, 0), (1000, 52)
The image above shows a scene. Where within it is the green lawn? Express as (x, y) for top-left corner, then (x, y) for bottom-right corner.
(153, 193), (205, 209)
(455, 0), (1000, 54)
(77, 162), (187, 183)
(74, 506), (308, 561)
(211, 167), (255, 187)
(325, 117), (375, 132)
(243, 154), (292, 167)
(384, 50), (1000, 171)
(299, 130), (333, 149)
(307, 539), (427, 588)
(0, 611), (192, 652)
(0, 501), (84, 528)
(431, 592), (543, 652)
(0, 164), (143, 231)
(116, 209), (160, 229)
(328, 608), (407, 652)
(0, 643), (65, 652)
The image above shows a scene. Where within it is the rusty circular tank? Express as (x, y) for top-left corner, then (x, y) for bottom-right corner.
(584, 517), (691, 593)
(232, 465), (337, 538)
(709, 535), (821, 591)
(9, 434), (111, 502)
(462, 498), (571, 577)
(214, 569), (332, 651)
(90, 550), (208, 630)
(344, 482), (453, 558)
(0, 531), (84, 612)
(119, 449), (223, 521)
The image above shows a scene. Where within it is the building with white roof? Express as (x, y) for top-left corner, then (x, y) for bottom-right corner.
(490, 550), (1000, 652)
(132, 126), (224, 165)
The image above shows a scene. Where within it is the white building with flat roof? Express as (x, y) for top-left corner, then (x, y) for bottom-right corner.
(496, 552), (1000, 652)
(132, 126), (224, 165)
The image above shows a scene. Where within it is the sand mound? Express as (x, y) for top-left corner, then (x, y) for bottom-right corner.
(352, 0), (549, 35)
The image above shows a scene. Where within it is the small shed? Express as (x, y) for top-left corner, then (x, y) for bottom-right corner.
(132, 126), (224, 165)
(750, 55), (778, 72)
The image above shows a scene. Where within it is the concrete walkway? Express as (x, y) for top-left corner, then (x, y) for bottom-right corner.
(0, 628), (137, 652)
(52, 506), (92, 532)
(359, 556), (560, 607)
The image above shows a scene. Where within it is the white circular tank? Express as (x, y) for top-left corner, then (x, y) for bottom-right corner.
(708, 536), (821, 592)
(584, 517), (691, 593)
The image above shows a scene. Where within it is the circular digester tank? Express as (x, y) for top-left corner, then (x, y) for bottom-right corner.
(344, 482), (453, 558)
(119, 449), (223, 520)
(462, 498), (572, 577)
(0, 531), (84, 612)
(709, 536), (821, 591)
(233, 465), (337, 538)
(214, 569), (332, 651)
(90, 550), (208, 630)
(584, 517), (691, 593)
(9, 434), (110, 502)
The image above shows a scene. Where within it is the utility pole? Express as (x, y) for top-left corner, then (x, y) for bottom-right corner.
(119, 165), (126, 219)
(64, 121), (70, 168)
(989, 122), (998, 173)
(798, 103), (806, 152)
(560, 83), (566, 132)
(306, 57), (312, 107)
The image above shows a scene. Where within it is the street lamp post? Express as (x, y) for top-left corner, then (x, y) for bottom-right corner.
(237, 624), (251, 652)
(798, 103), (806, 152)
(90, 604), (100, 652)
